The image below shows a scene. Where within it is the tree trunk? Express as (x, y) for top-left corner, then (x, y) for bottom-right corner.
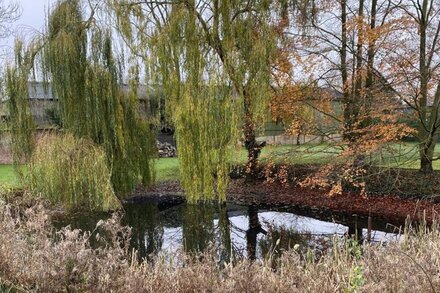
(418, 0), (431, 173)
(243, 91), (265, 179)
(363, 0), (377, 129)
(420, 155), (433, 173)
(420, 139), (435, 173)
(346, 0), (364, 144)
(340, 0), (352, 142)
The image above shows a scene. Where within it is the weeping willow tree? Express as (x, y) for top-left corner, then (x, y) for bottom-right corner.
(40, 0), (155, 195)
(5, 41), (35, 177)
(161, 5), (241, 202)
(174, 81), (238, 202)
(110, 0), (291, 202)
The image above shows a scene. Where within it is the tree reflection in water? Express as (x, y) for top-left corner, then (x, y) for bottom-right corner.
(217, 205), (233, 264)
(54, 201), (399, 265)
(123, 203), (164, 261)
(246, 205), (267, 260)
(347, 215), (363, 245)
(182, 204), (215, 254)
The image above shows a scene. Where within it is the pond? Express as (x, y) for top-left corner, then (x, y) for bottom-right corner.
(55, 198), (404, 262)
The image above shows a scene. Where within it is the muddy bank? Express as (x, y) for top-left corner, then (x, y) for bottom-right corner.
(139, 179), (440, 224)
(231, 164), (440, 199)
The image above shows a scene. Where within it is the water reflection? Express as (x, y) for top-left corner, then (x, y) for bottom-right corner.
(346, 216), (364, 244)
(55, 201), (403, 262)
(246, 205), (267, 260)
(259, 223), (311, 262)
(125, 204), (402, 263)
(123, 203), (164, 261)
(217, 206), (233, 263)
(183, 204), (215, 254)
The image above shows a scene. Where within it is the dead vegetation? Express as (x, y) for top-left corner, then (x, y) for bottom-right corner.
(0, 199), (440, 292)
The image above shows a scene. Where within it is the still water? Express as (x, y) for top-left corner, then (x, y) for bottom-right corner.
(56, 200), (403, 262)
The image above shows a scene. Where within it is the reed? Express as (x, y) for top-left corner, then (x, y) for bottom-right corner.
(1, 198), (440, 292)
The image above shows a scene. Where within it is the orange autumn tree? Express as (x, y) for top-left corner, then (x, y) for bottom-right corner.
(270, 31), (334, 144)
(271, 82), (336, 144)
(269, 0), (414, 196)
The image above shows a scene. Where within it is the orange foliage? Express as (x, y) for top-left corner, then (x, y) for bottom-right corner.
(269, 33), (415, 196)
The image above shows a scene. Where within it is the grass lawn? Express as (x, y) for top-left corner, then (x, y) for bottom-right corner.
(258, 142), (440, 170)
(1, 159), (182, 189)
(155, 158), (179, 182)
(2, 142), (440, 188)
(0, 165), (20, 188)
(151, 145), (337, 182)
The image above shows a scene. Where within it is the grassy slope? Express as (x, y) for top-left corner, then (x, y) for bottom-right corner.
(2, 142), (440, 188)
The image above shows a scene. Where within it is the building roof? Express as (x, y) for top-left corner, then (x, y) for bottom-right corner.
(1, 82), (161, 103)
(28, 82), (54, 100)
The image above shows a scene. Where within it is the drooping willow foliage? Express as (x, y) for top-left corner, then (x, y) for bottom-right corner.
(28, 133), (120, 211)
(41, 0), (155, 195)
(151, 3), (244, 203)
(3, 0), (155, 205)
(5, 41), (35, 177)
(111, 0), (288, 202)
(174, 82), (238, 202)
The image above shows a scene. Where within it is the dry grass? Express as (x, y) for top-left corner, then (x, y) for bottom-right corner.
(1, 200), (440, 292)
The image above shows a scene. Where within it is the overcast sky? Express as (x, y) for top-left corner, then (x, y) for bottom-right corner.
(17, 0), (54, 30)
(2, 0), (56, 60)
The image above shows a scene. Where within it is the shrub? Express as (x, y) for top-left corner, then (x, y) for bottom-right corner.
(27, 134), (120, 211)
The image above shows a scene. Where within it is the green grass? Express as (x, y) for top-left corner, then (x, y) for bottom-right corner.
(0, 165), (20, 188)
(259, 143), (340, 165)
(2, 142), (440, 189)
(1, 159), (182, 189)
(0, 159), (183, 189)
(258, 142), (440, 170)
(155, 158), (180, 181)
(152, 145), (336, 183)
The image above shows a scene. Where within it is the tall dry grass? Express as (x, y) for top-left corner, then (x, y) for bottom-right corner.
(0, 200), (440, 292)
